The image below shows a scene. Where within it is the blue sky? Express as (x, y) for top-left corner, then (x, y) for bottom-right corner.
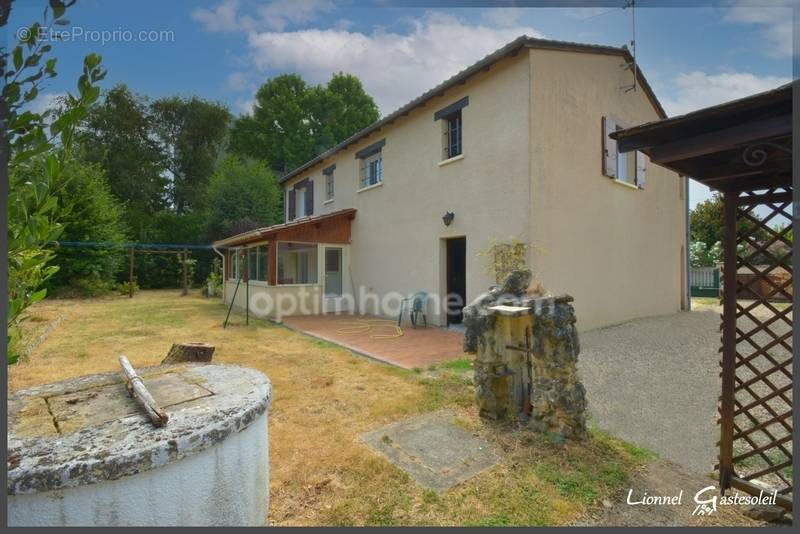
(6, 0), (796, 208)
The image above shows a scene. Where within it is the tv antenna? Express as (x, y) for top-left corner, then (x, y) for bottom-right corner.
(621, 0), (637, 92)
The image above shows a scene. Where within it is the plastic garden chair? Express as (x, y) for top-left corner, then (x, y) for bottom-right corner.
(398, 292), (428, 328)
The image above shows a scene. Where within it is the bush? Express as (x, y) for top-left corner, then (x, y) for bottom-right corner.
(45, 161), (128, 296)
(116, 280), (140, 296)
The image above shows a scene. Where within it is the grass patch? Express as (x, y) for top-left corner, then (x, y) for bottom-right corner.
(12, 290), (656, 526)
(439, 358), (473, 371)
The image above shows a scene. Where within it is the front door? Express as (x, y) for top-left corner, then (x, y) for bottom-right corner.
(446, 237), (467, 325)
(323, 247), (344, 312)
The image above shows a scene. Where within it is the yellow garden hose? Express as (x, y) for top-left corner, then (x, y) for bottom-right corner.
(335, 318), (404, 339)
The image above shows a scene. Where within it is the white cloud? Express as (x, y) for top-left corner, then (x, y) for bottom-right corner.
(192, 0), (334, 33)
(255, 0), (335, 32)
(660, 71), (790, 116)
(723, 3), (793, 58)
(481, 8), (529, 28)
(28, 92), (67, 115)
(191, 0), (241, 33)
(245, 12), (543, 114)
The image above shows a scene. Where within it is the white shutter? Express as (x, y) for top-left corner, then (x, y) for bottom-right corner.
(636, 151), (648, 189)
(602, 115), (617, 178)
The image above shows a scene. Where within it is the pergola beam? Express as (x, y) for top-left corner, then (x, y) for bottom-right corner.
(646, 115), (791, 165)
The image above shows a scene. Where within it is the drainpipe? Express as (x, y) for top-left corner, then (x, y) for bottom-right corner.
(213, 245), (225, 302)
(684, 176), (691, 311)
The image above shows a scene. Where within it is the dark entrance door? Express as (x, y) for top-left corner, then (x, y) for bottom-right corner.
(446, 237), (467, 325)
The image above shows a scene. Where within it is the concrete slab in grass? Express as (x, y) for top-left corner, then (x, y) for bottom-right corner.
(360, 411), (497, 492)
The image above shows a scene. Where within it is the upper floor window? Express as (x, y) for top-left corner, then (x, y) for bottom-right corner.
(361, 152), (382, 189)
(355, 138), (385, 190)
(287, 178), (313, 221)
(434, 96), (469, 161)
(324, 164), (335, 201)
(602, 115), (646, 189)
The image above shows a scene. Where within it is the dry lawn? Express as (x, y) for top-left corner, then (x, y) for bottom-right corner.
(10, 290), (654, 526)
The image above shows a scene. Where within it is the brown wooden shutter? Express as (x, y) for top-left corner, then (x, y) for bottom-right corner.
(288, 189), (296, 220)
(602, 115), (617, 178)
(305, 180), (314, 216)
(636, 151), (648, 189)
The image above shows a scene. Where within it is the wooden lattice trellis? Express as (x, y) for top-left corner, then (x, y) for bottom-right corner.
(718, 186), (793, 510)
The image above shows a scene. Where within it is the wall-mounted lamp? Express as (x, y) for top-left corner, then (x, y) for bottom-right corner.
(442, 211), (455, 226)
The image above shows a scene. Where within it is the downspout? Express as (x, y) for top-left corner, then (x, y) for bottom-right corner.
(684, 176), (691, 311)
(213, 245), (225, 302)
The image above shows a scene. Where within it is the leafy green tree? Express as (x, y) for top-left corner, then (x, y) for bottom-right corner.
(690, 195), (724, 249)
(691, 194), (772, 260)
(314, 73), (380, 150)
(77, 85), (167, 239)
(150, 96), (231, 213)
(44, 161), (128, 295)
(205, 156), (282, 239)
(230, 73), (379, 174)
(4, 2), (106, 362)
(689, 240), (722, 268)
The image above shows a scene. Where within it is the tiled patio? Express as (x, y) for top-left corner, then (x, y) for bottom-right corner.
(281, 314), (465, 369)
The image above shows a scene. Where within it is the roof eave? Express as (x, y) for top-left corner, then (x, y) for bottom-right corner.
(277, 36), (666, 184)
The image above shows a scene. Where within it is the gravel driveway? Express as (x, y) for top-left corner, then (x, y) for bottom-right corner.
(579, 305), (793, 482)
(578, 310), (724, 475)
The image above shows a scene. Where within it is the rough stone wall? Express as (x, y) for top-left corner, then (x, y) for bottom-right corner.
(464, 270), (587, 439)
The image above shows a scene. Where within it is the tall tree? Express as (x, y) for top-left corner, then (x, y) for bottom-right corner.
(320, 72), (380, 146)
(43, 161), (128, 295)
(77, 85), (166, 238)
(691, 194), (769, 250)
(205, 156), (282, 240)
(690, 195), (724, 249)
(150, 96), (231, 213)
(230, 73), (379, 175)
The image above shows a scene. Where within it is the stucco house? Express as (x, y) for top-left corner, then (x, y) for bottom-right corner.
(213, 35), (689, 331)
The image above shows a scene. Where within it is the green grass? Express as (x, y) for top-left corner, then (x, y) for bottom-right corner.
(440, 358), (473, 371)
(15, 290), (660, 527)
(692, 296), (791, 311)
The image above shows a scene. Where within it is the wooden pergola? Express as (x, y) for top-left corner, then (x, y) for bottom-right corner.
(613, 82), (794, 510)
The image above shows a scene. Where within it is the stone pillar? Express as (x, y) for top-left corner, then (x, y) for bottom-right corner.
(464, 270), (587, 440)
(528, 297), (586, 439)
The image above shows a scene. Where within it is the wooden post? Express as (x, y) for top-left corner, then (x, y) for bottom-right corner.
(719, 191), (737, 493)
(128, 247), (135, 298)
(268, 241), (277, 286)
(245, 250), (250, 325)
(182, 248), (188, 296)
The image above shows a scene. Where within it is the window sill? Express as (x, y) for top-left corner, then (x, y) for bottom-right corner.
(248, 280), (270, 287)
(438, 154), (464, 167)
(323, 198), (334, 205)
(357, 181), (383, 194)
(275, 283), (321, 287)
(611, 179), (640, 190)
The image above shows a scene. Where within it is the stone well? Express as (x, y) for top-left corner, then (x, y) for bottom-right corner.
(464, 270), (587, 439)
(7, 364), (272, 527)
